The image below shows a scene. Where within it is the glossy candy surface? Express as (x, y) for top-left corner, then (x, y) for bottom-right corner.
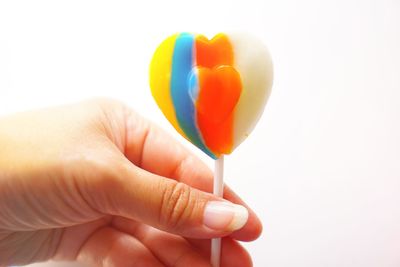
(150, 32), (273, 158)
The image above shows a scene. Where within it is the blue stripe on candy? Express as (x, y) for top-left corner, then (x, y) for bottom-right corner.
(170, 33), (215, 158)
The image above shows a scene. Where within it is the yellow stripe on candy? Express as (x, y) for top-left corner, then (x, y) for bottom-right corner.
(149, 34), (186, 138)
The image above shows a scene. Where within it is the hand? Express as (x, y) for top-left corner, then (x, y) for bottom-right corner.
(0, 98), (262, 267)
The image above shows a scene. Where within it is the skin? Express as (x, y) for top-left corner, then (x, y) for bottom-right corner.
(0, 98), (262, 267)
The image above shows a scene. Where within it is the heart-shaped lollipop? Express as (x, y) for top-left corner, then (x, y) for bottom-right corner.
(149, 32), (273, 159)
(150, 33), (272, 158)
(149, 32), (273, 267)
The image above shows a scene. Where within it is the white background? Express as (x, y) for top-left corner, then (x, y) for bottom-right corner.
(1, 0), (400, 266)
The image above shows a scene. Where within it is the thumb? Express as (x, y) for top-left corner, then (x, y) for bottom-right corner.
(87, 159), (249, 238)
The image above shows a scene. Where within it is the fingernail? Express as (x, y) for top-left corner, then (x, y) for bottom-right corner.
(203, 201), (249, 231)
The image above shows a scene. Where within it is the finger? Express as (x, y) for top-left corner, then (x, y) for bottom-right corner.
(122, 113), (261, 241)
(82, 157), (248, 239)
(112, 216), (252, 267)
(112, 216), (211, 267)
(76, 226), (163, 267)
(187, 238), (252, 267)
(163, 156), (262, 242)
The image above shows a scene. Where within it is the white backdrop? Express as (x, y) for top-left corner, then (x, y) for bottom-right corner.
(1, 0), (400, 266)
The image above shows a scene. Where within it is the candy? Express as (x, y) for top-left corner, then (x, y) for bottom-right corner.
(149, 32), (273, 158)
(149, 32), (273, 267)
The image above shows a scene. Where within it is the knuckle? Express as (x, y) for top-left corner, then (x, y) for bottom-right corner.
(159, 182), (195, 230)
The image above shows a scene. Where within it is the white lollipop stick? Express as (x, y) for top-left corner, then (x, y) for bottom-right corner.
(211, 155), (224, 267)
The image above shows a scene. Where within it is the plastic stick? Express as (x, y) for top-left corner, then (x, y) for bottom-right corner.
(211, 155), (224, 267)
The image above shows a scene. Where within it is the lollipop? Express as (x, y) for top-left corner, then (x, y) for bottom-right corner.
(149, 32), (273, 267)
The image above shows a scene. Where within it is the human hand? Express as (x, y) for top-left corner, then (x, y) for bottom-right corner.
(0, 99), (262, 267)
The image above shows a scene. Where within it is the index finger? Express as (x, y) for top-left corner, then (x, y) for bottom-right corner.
(122, 111), (262, 241)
